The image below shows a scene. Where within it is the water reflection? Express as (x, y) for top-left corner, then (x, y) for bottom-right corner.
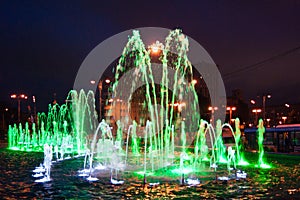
(0, 149), (299, 199)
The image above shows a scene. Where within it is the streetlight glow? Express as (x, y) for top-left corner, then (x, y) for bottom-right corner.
(208, 106), (218, 111)
(10, 93), (28, 122)
(90, 80), (96, 84)
(252, 109), (262, 113)
(285, 103), (290, 108)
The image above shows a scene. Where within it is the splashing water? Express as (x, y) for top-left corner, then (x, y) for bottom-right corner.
(256, 119), (271, 168)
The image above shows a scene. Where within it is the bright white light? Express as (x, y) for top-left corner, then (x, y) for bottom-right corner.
(218, 176), (229, 181)
(186, 178), (200, 186)
(285, 103), (290, 108)
(87, 176), (98, 182)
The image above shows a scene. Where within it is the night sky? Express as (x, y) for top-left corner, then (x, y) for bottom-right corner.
(1, 0), (300, 112)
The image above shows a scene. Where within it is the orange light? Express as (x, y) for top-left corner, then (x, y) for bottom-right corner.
(151, 46), (159, 53)
(252, 109), (262, 113)
(209, 106), (218, 111)
(11, 94), (17, 99)
(282, 116), (287, 120)
(149, 40), (163, 54)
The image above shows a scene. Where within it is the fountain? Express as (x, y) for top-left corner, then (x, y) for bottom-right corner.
(33, 144), (53, 183)
(7, 29), (273, 187)
(256, 119), (271, 168)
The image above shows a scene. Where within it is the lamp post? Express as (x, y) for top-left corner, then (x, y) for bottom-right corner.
(226, 106), (236, 123)
(262, 94), (271, 122)
(252, 108), (262, 125)
(251, 94), (271, 122)
(2, 108), (8, 130)
(282, 116), (287, 124)
(98, 79), (111, 120)
(32, 96), (37, 123)
(10, 94), (28, 122)
(208, 106), (218, 124)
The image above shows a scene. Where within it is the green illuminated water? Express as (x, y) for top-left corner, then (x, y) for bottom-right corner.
(256, 119), (271, 168)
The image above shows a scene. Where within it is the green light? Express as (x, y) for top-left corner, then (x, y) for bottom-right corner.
(237, 158), (249, 166)
(171, 168), (193, 175)
(255, 163), (272, 169)
(218, 156), (228, 163)
(9, 147), (20, 151)
(135, 171), (154, 176)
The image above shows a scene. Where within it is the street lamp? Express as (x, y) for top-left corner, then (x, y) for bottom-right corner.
(208, 106), (218, 124)
(11, 94), (28, 122)
(226, 106), (236, 123)
(285, 103), (290, 108)
(2, 108), (8, 130)
(32, 96), (37, 123)
(98, 78), (111, 120)
(252, 108), (262, 125)
(266, 118), (271, 127)
(282, 116), (287, 124)
(250, 99), (256, 105)
(262, 94), (271, 121)
(252, 94), (271, 122)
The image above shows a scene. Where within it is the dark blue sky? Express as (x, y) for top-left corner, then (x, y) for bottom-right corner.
(1, 0), (300, 111)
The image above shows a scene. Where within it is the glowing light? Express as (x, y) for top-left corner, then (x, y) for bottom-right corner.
(226, 106), (236, 111)
(285, 103), (290, 108)
(171, 168), (193, 174)
(252, 109), (262, 113)
(208, 106), (218, 111)
(87, 176), (99, 181)
(105, 79), (111, 84)
(255, 163), (272, 169)
(191, 79), (197, 85)
(237, 159), (249, 166)
(151, 46), (159, 53)
(90, 80), (96, 84)
(135, 171), (154, 176)
(148, 40), (164, 54)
